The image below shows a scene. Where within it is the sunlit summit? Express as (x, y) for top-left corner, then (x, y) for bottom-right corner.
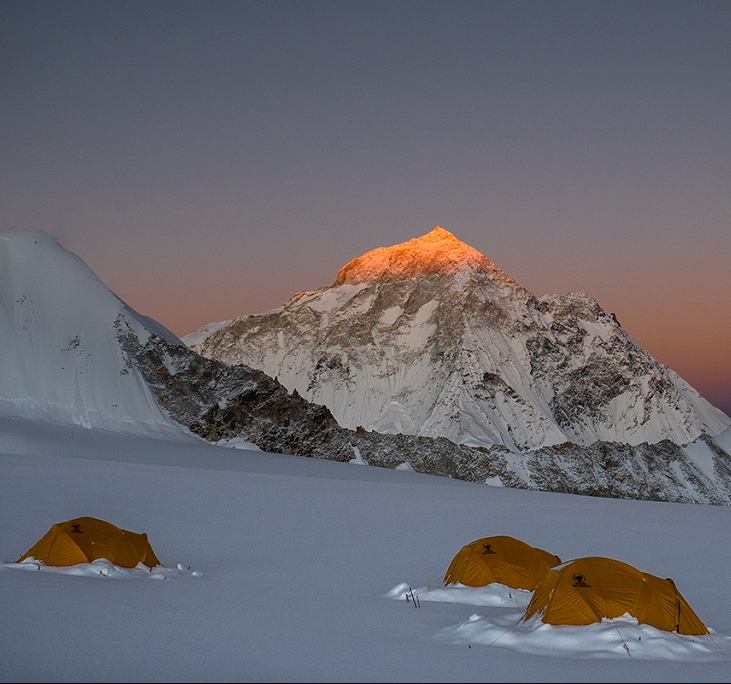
(333, 226), (512, 285)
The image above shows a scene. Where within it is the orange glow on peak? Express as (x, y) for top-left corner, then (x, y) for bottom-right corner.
(332, 226), (510, 286)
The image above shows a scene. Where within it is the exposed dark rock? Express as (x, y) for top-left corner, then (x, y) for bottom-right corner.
(115, 314), (731, 506)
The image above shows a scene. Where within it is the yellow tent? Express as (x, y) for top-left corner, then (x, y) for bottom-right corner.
(17, 516), (160, 569)
(522, 556), (708, 635)
(443, 535), (562, 590)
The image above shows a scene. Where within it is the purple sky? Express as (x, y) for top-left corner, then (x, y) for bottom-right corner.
(1, 1), (729, 416)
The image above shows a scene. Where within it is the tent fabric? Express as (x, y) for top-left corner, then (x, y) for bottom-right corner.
(522, 556), (708, 635)
(17, 516), (160, 568)
(443, 535), (562, 590)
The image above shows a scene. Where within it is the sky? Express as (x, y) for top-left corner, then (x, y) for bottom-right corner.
(1, 1), (729, 415)
(3, 417), (731, 683)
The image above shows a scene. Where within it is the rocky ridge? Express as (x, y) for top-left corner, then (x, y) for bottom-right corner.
(118, 317), (731, 505)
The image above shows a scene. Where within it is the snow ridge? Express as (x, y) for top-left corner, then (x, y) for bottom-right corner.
(0, 230), (187, 436)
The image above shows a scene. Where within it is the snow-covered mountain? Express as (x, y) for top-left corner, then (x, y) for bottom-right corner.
(0, 230), (188, 435)
(185, 226), (730, 451)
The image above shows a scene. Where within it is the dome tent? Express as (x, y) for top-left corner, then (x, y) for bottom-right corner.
(443, 535), (562, 590)
(17, 516), (160, 569)
(521, 556), (708, 635)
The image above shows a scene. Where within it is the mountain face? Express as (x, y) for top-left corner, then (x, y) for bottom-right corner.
(0, 231), (187, 435)
(184, 226), (730, 451)
(118, 296), (731, 506)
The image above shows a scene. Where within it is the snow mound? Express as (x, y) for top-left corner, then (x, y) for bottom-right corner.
(386, 581), (731, 661)
(2, 558), (201, 580)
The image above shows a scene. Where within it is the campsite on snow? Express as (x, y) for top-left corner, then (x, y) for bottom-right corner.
(2, 226), (731, 682)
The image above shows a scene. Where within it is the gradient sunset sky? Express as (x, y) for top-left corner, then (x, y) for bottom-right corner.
(2, 1), (729, 416)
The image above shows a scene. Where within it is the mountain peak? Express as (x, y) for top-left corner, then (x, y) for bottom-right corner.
(332, 226), (510, 286)
(0, 229), (185, 435)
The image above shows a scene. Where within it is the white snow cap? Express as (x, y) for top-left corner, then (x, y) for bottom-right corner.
(0, 230), (185, 436)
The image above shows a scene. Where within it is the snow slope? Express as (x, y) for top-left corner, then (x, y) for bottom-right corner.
(1, 414), (731, 683)
(0, 231), (188, 436)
